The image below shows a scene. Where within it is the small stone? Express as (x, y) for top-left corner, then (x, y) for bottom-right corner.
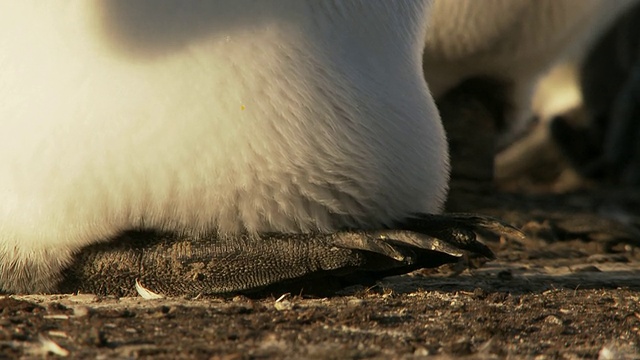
(72, 306), (90, 318)
(413, 347), (430, 356)
(544, 315), (563, 326)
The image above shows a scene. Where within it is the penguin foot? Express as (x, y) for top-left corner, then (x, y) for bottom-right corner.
(58, 214), (519, 297)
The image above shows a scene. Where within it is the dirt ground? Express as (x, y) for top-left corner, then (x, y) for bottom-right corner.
(1, 186), (639, 359)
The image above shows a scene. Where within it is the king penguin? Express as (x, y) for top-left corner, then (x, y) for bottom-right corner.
(0, 1), (515, 296)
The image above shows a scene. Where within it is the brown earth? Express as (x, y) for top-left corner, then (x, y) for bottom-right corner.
(1, 186), (639, 359)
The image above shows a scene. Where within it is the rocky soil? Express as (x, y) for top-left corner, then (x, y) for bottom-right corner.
(1, 186), (639, 359)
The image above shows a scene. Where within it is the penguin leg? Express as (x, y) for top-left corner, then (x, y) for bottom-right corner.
(58, 214), (520, 297)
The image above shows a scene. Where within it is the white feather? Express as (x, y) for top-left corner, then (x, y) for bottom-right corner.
(0, 1), (447, 293)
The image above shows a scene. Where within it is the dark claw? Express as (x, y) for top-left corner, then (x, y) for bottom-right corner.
(330, 231), (414, 262)
(400, 213), (523, 257)
(403, 213), (524, 240)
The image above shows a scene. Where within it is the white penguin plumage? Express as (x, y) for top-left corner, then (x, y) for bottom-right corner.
(0, 1), (447, 293)
(423, 0), (638, 140)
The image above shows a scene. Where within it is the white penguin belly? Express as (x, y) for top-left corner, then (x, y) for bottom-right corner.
(0, 1), (447, 292)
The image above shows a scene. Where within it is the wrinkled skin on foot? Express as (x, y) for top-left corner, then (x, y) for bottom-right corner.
(58, 214), (519, 297)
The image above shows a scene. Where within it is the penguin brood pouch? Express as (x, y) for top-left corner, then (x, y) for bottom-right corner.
(0, 1), (517, 297)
